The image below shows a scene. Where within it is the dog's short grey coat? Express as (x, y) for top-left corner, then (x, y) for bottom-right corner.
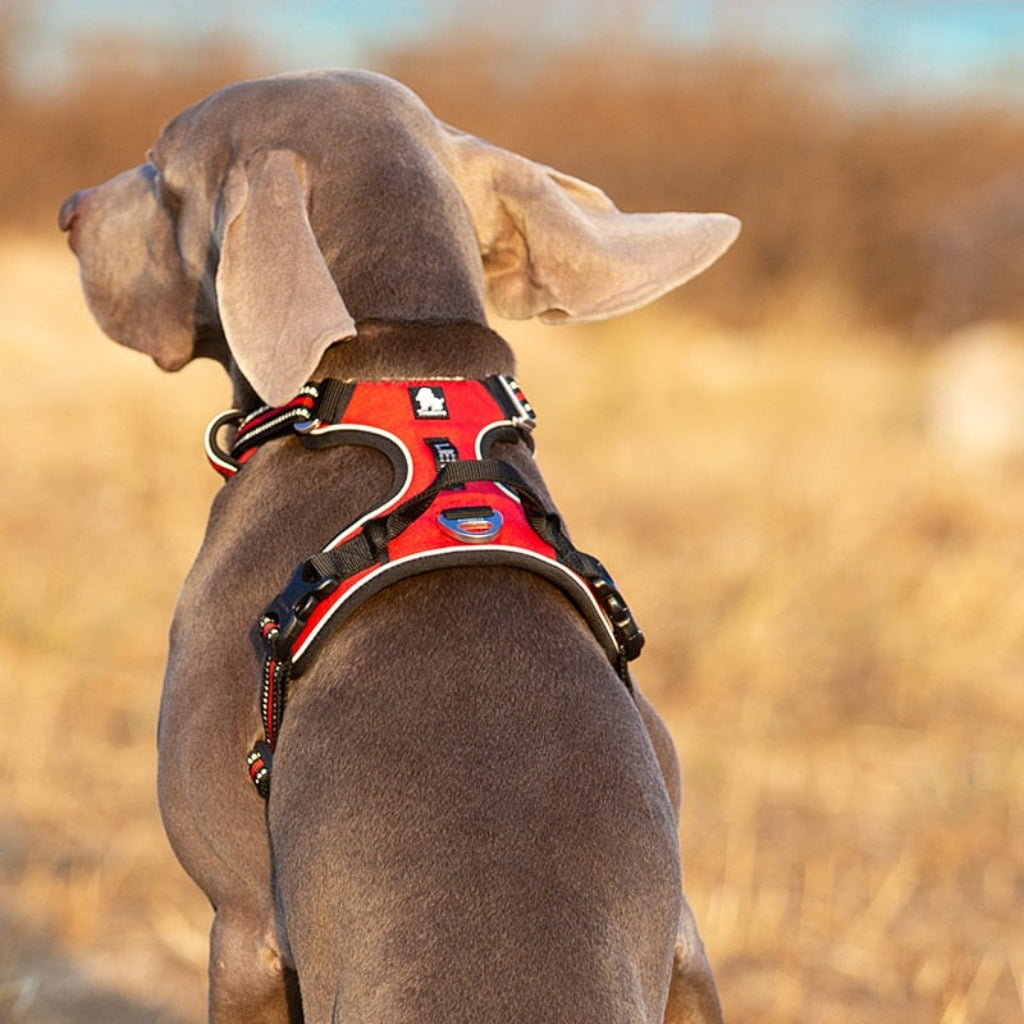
(59, 70), (739, 1024)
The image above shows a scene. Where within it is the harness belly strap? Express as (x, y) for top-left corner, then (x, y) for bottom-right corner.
(206, 375), (644, 799)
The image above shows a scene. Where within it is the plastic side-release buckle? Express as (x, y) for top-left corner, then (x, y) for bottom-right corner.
(262, 559), (341, 662)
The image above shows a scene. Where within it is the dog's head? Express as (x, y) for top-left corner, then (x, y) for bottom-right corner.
(59, 70), (739, 405)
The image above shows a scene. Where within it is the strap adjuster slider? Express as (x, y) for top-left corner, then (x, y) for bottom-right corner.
(590, 575), (646, 661)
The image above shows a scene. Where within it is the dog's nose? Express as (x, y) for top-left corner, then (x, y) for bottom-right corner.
(58, 191), (81, 232)
(59, 189), (91, 251)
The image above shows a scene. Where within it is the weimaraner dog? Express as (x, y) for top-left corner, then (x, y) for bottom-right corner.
(59, 70), (739, 1024)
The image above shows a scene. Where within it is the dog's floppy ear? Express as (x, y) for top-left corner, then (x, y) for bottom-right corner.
(216, 148), (356, 405)
(441, 128), (740, 323)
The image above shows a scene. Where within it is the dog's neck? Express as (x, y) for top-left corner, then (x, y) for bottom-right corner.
(229, 320), (517, 412)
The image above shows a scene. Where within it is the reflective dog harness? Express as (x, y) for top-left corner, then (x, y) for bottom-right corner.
(205, 375), (644, 798)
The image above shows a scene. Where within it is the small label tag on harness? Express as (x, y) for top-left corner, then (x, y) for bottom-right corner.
(425, 437), (463, 489)
(425, 436), (459, 470)
(409, 385), (449, 419)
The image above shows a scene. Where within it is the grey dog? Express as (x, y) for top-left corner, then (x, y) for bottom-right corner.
(59, 70), (739, 1024)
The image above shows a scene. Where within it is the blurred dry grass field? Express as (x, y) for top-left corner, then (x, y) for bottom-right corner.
(2, 233), (1022, 1023)
(2, 15), (1024, 1022)
(5, 24), (1024, 332)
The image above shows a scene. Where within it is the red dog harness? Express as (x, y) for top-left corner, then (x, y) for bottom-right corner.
(205, 375), (644, 798)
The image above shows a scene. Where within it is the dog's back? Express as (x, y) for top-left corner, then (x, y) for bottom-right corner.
(272, 568), (680, 1022)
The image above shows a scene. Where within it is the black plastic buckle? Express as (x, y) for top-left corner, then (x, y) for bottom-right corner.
(590, 575), (646, 662)
(263, 560), (340, 658)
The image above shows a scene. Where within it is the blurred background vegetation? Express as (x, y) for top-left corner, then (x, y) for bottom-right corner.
(2, 0), (1024, 334)
(1, 2), (1022, 1023)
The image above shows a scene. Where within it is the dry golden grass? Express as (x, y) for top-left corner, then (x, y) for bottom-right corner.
(2, 235), (1022, 1023)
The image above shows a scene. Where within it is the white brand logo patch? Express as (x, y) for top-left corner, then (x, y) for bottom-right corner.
(410, 386), (449, 419)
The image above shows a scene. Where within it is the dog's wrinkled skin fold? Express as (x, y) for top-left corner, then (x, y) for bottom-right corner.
(59, 71), (738, 1024)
